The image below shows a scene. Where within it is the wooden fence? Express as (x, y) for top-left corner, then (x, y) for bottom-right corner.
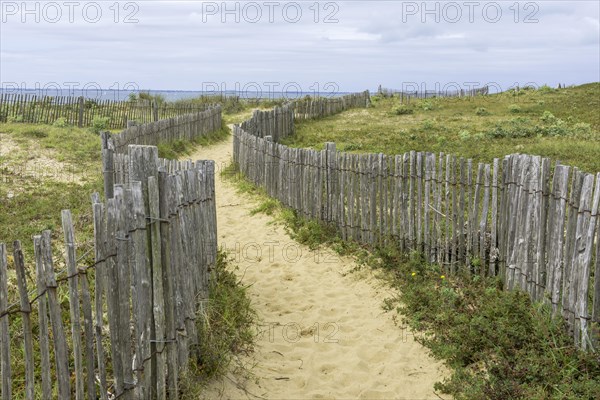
(0, 142), (218, 399)
(0, 93), (215, 129)
(292, 91), (370, 121)
(239, 91), (371, 142)
(376, 85), (489, 101)
(232, 121), (600, 352)
(240, 103), (295, 142)
(108, 106), (222, 154)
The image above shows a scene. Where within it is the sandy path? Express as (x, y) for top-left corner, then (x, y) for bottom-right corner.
(187, 135), (448, 399)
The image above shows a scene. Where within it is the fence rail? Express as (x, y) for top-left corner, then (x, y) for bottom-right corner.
(232, 94), (600, 352)
(0, 93), (215, 129)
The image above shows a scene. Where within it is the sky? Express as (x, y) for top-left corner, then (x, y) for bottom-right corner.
(0, 0), (599, 94)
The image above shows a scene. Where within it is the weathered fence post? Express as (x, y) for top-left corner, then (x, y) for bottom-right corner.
(42, 230), (72, 399)
(158, 168), (179, 399)
(78, 96), (84, 127)
(148, 176), (167, 400)
(153, 100), (159, 122)
(101, 131), (115, 199)
(325, 142), (337, 223)
(13, 241), (34, 399)
(62, 210), (85, 400)
(0, 244), (11, 400)
(91, 194), (109, 400)
(33, 236), (52, 398)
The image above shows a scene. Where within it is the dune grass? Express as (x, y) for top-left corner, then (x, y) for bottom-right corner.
(283, 83), (600, 172)
(179, 249), (257, 398)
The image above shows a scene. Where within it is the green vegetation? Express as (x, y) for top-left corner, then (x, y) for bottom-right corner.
(283, 83), (600, 172)
(382, 251), (600, 400)
(0, 123), (103, 257)
(0, 122), (101, 164)
(90, 116), (111, 134)
(179, 249), (256, 397)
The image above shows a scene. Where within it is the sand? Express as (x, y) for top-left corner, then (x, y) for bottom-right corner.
(186, 135), (449, 399)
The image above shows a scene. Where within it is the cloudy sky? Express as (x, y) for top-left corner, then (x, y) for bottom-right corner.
(1, 1), (598, 93)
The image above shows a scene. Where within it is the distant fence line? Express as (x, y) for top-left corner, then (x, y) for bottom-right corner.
(240, 103), (296, 142)
(1, 100), (221, 398)
(232, 93), (600, 352)
(0, 93), (216, 129)
(108, 105), (222, 154)
(292, 90), (371, 121)
(377, 85), (489, 101)
(239, 91), (371, 142)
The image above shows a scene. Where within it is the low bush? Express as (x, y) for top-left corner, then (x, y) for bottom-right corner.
(52, 117), (69, 128)
(90, 117), (110, 134)
(475, 107), (489, 116)
(394, 105), (414, 115)
(508, 104), (522, 113)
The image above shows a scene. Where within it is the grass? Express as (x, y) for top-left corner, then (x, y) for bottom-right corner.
(179, 249), (257, 397)
(0, 123), (103, 258)
(225, 163), (600, 400)
(0, 122), (101, 166)
(282, 83), (600, 172)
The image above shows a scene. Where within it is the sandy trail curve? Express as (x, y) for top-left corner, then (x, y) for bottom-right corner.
(187, 135), (448, 399)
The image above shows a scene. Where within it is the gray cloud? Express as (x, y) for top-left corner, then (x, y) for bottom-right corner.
(0, 1), (598, 91)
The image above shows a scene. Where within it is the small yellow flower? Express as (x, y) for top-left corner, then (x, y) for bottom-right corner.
(440, 275), (446, 279)
(411, 272), (416, 276)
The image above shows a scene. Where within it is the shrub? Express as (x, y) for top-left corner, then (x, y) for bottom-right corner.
(52, 117), (69, 128)
(540, 111), (557, 123)
(394, 105), (414, 115)
(90, 117), (110, 134)
(538, 84), (557, 94)
(343, 142), (363, 151)
(422, 101), (434, 111)
(459, 130), (471, 141)
(573, 122), (592, 137)
(22, 128), (48, 138)
(508, 104), (521, 113)
(487, 117), (535, 138)
(544, 119), (569, 137)
(422, 119), (435, 130)
(475, 107), (489, 116)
